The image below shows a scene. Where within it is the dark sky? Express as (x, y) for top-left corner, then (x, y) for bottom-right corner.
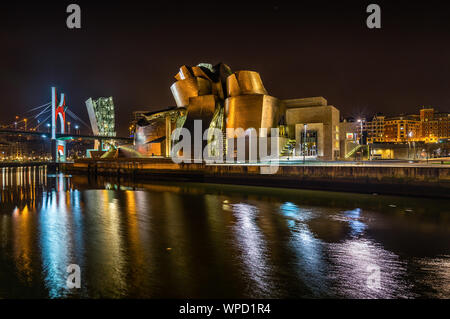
(1, 0), (450, 135)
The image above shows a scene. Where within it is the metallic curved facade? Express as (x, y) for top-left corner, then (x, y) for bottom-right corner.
(137, 62), (287, 158)
(226, 71), (268, 97)
(170, 78), (199, 107)
(225, 95), (285, 138)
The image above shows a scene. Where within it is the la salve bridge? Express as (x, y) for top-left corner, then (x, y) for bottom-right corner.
(0, 87), (132, 162)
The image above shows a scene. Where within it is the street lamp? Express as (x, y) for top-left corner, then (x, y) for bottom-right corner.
(357, 119), (363, 145)
(24, 118), (27, 131)
(303, 124), (308, 164)
(75, 125), (79, 135)
(67, 121), (71, 134)
(46, 123), (51, 133)
(408, 131), (414, 160)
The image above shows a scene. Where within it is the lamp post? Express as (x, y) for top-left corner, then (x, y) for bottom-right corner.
(357, 119), (364, 161)
(67, 121), (71, 134)
(75, 125), (79, 135)
(46, 123), (51, 133)
(24, 118), (27, 131)
(357, 119), (363, 145)
(303, 124), (308, 164)
(408, 131), (413, 160)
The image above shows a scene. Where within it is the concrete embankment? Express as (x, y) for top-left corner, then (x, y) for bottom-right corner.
(61, 158), (450, 198)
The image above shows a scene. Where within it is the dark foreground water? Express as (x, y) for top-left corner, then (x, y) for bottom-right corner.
(0, 166), (449, 299)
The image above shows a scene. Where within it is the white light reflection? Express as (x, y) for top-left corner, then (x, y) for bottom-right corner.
(231, 203), (271, 297)
(325, 208), (413, 298)
(279, 202), (329, 296)
(39, 188), (71, 298)
(2, 167), (5, 189)
(343, 208), (366, 237)
(327, 239), (413, 298)
(70, 189), (85, 276)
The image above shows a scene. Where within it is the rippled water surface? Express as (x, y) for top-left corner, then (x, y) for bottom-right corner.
(0, 166), (449, 298)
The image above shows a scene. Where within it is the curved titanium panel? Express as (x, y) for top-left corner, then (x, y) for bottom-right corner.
(236, 71), (267, 95)
(179, 65), (193, 80)
(170, 78), (199, 107)
(238, 71), (268, 95)
(226, 71), (268, 97)
(197, 77), (212, 95)
(192, 66), (212, 82)
(182, 95), (217, 137)
(226, 74), (241, 97)
(225, 95), (284, 138)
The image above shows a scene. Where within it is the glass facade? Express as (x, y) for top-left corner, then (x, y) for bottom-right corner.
(86, 97), (116, 137)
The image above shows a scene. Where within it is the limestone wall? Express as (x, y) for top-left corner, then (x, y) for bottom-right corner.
(286, 105), (340, 160)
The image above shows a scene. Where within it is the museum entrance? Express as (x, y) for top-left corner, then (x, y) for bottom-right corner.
(301, 130), (318, 156)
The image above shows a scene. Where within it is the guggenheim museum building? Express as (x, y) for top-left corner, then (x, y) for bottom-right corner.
(134, 63), (340, 161)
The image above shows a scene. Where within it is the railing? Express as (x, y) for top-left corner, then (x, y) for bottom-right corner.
(345, 144), (363, 159)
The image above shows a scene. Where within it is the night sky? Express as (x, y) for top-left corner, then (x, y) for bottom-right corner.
(1, 0), (450, 135)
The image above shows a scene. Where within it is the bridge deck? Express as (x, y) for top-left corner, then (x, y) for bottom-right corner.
(0, 129), (133, 142)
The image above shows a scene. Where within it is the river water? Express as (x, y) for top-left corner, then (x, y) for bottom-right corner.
(0, 166), (449, 298)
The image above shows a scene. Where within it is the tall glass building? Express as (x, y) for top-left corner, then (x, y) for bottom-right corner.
(85, 97), (116, 137)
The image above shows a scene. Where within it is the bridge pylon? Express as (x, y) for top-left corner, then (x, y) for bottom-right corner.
(51, 87), (67, 162)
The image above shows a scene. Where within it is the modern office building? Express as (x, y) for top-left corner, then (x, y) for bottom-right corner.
(86, 97), (116, 137)
(85, 97), (116, 152)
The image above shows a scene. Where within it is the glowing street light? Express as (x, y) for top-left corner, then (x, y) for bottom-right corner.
(357, 119), (363, 145)
(303, 124), (308, 164)
(408, 131), (415, 160)
(46, 123), (51, 133)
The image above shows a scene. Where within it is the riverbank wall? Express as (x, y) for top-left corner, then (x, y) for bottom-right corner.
(61, 158), (450, 198)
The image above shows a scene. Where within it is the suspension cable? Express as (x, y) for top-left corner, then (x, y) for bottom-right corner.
(25, 102), (51, 113)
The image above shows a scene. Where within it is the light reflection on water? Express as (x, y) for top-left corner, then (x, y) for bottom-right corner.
(0, 166), (449, 298)
(231, 203), (272, 297)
